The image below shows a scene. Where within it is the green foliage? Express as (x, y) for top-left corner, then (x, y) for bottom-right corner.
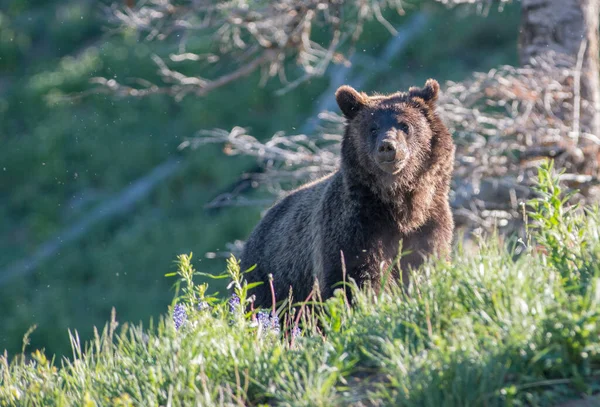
(527, 161), (595, 291)
(2, 162), (600, 406)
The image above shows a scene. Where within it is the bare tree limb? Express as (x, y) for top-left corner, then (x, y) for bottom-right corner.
(570, 39), (587, 144)
(0, 159), (182, 286)
(93, 0), (407, 101)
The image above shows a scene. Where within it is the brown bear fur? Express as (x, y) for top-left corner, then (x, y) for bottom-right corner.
(240, 79), (455, 307)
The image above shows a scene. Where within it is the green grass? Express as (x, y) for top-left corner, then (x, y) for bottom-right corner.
(2, 162), (600, 406)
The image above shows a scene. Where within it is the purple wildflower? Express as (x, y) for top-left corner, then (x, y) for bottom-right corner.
(173, 303), (187, 330)
(270, 313), (281, 335)
(257, 311), (270, 330)
(228, 294), (240, 313)
(197, 301), (209, 312)
(256, 310), (281, 335)
(291, 326), (302, 339)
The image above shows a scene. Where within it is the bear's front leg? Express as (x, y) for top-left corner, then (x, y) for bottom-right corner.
(399, 212), (453, 283)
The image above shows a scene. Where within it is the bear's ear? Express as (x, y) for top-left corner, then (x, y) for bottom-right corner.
(335, 85), (367, 119)
(408, 79), (440, 105)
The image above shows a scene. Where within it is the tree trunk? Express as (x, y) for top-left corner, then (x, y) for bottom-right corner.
(519, 0), (600, 173)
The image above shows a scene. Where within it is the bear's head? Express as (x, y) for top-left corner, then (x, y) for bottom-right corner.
(335, 79), (451, 192)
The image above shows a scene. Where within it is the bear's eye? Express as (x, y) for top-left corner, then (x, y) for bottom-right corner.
(370, 126), (378, 136)
(398, 122), (410, 134)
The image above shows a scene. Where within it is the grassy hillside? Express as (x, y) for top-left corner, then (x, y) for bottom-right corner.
(2, 163), (600, 406)
(1, 0), (520, 357)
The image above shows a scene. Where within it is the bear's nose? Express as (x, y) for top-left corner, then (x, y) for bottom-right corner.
(377, 140), (398, 162)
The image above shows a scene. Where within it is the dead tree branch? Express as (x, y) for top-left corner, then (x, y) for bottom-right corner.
(93, 0), (406, 100)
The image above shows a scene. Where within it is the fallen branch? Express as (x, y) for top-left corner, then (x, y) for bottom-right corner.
(0, 159), (183, 286)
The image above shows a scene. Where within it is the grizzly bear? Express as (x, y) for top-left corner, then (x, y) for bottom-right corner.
(241, 79), (455, 307)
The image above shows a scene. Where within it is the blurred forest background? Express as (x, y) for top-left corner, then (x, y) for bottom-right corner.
(0, 0), (534, 357)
